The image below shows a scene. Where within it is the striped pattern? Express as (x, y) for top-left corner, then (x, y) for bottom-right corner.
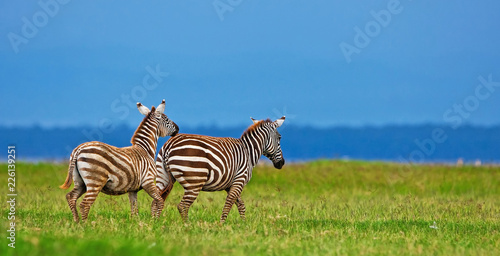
(60, 100), (178, 222)
(155, 116), (285, 223)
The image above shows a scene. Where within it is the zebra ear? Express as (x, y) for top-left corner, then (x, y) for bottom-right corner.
(137, 102), (151, 116)
(250, 117), (259, 124)
(274, 116), (286, 128)
(156, 99), (165, 113)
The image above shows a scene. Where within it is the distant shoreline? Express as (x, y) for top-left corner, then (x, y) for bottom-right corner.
(2, 124), (499, 163)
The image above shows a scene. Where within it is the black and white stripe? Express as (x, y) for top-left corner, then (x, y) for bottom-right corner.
(60, 100), (179, 222)
(155, 116), (285, 223)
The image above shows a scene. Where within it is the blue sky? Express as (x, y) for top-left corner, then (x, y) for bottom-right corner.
(1, 1), (500, 128)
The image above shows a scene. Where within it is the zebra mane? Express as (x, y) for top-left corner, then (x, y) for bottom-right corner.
(130, 106), (157, 145)
(241, 118), (272, 138)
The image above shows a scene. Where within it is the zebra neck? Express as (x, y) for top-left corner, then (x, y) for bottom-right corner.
(130, 116), (159, 158)
(241, 129), (266, 168)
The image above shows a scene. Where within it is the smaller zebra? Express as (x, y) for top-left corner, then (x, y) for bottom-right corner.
(60, 100), (178, 222)
(155, 116), (285, 223)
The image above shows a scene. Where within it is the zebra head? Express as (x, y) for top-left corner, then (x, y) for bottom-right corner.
(252, 116), (286, 169)
(137, 99), (179, 137)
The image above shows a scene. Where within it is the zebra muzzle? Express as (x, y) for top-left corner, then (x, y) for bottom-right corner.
(273, 159), (285, 169)
(171, 123), (179, 136)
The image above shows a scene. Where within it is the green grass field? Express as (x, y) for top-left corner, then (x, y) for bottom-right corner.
(1, 160), (499, 255)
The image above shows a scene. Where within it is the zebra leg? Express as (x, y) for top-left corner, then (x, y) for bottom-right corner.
(235, 196), (246, 220)
(79, 183), (105, 222)
(128, 191), (138, 216)
(65, 184), (86, 222)
(177, 187), (202, 222)
(150, 200), (158, 218)
(220, 184), (244, 223)
(65, 168), (86, 222)
(225, 189), (246, 220)
(152, 171), (176, 216)
(142, 183), (164, 218)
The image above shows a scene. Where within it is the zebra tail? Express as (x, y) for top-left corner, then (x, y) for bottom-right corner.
(60, 148), (78, 189)
(157, 146), (175, 200)
(160, 170), (175, 200)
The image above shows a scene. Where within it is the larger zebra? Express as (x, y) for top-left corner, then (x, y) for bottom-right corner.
(155, 116), (285, 223)
(60, 100), (179, 222)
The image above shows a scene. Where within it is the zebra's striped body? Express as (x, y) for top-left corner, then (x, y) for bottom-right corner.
(156, 117), (285, 223)
(60, 100), (178, 222)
